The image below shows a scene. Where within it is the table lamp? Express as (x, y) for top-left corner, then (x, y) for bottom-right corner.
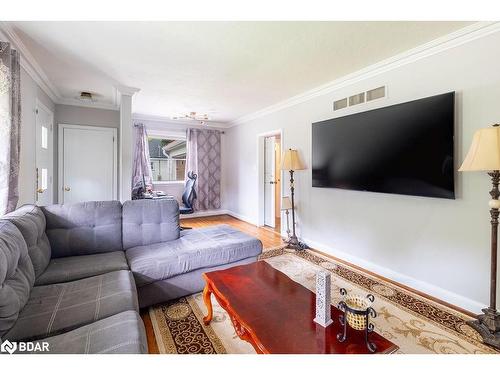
(281, 149), (307, 250)
(459, 123), (500, 349)
(281, 196), (293, 240)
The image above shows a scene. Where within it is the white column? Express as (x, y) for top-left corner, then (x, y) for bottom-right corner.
(116, 85), (140, 202)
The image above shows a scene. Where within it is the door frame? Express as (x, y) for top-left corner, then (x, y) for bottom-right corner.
(58, 123), (118, 204)
(263, 135), (277, 228)
(257, 129), (283, 229)
(35, 99), (54, 205)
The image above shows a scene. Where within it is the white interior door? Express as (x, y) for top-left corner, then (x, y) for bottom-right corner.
(59, 125), (117, 204)
(35, 101), (53, 206)
(264, 136), (276, 227)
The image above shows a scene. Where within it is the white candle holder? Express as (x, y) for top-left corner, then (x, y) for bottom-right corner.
(313, 271), (333, 328)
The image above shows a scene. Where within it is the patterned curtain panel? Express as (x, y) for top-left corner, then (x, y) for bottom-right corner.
(0, 42), (21, 215)
(131, 122), (153, 189)
(186, 128), (221, 211)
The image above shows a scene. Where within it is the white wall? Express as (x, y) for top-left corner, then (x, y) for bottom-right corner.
(54, 104), (120, 202)
(18, 67), (55, 206)
(224, 30), (500, 313)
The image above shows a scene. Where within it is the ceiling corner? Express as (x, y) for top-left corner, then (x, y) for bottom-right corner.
(0, 21), (61, 103)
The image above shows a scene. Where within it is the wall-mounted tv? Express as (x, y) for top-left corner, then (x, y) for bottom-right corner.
(312, 92), (455, 199)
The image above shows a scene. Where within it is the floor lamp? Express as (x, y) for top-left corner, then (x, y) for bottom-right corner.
(281, 149), (307, 250)
(459, 124), (500, 349)
(281, 196), (293, 241)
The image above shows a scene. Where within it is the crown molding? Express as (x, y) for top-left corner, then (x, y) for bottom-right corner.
(0, 22), (132, 111)
(132, 113), (231, 129)
(0, 21), (61, 102)
(115, 85), (141, 96)
(230, 21), (500, 127)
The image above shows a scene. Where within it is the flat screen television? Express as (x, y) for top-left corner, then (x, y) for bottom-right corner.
(312, 92), (455, 199)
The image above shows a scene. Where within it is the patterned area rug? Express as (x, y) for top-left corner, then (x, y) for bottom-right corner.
(149, 247), (499, 354)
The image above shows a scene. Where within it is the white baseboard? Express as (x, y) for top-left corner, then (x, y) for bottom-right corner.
(180, 209), (229, 219)
(303, 237), (485, 314)
(225, 210), (259, 225)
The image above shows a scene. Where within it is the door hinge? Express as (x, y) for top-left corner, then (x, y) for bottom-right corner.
(35, 109), (38, 114)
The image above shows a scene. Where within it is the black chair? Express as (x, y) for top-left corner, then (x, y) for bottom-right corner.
(180, 171), (197, 215)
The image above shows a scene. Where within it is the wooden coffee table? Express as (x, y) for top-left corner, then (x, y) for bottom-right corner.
(202, 261), (398, 354)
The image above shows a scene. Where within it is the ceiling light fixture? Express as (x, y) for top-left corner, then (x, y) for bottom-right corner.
(171, 111), (210, 125)
(77, 91), (96, 103)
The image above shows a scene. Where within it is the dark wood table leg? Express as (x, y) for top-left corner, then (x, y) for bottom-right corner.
(203, 283), (213, 325)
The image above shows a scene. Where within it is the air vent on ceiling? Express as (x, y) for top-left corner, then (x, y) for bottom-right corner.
(367, 86), (386, 101)
(333, 98), (348, 111)
(333, 85), (387, 111)
(349, 92), (365, 106)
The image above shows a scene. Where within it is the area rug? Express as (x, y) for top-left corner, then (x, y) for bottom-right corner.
(149, 247), (499, 354)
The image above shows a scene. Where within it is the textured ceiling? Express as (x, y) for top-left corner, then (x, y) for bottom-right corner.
(11, 21), (471, 123)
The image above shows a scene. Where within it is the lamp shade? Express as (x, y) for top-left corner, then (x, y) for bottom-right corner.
(281, 149), (306, 171)
(281, 196), (293, 210)
(459, 126), (500, 172)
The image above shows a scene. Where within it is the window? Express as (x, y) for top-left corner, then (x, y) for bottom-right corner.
(41, 126), (48, 149)
(41, 168), (48, 190)
(148, 137), (186, 182)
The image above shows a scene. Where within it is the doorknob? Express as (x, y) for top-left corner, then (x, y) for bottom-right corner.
(64, 187), (71, 192)
(36, 188), (44, 194)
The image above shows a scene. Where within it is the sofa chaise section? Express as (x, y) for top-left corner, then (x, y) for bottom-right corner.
(126, 224), (263, 286)
(122, 200), (263, 307)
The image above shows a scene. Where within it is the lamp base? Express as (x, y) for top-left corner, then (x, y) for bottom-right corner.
(286, 235), (308, 251)
(467, 308), (500, 349)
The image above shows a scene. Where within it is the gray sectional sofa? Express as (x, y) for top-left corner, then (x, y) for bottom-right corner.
(0, 199), (263, 354)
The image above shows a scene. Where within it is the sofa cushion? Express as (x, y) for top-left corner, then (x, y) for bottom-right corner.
(42, 201), (123, 258)
(24, 311), (147, 354)
(35, 251), (129, 286)
(3, 204), (51, 278)
(0, 221), (36, 339)
(4, 270), (138, 341)
(125, 224), (262, 287)
(122, 199), (180, 249)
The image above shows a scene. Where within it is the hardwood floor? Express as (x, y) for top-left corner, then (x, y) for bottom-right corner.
(182, 214), (284, 248)
(140, 214), (285, 354)
(264, 216), (281, 234)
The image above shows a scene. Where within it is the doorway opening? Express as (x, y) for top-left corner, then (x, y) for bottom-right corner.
(263, 133), (281, 233)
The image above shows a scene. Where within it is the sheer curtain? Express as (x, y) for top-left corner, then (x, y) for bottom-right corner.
(186, 128), (221, 211)
(132, 122), (153, 189)
(0, 42), (21, 214)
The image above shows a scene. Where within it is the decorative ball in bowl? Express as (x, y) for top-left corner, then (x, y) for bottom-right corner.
(344, 294), (374, 330)
(337, 288), (378, 352)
